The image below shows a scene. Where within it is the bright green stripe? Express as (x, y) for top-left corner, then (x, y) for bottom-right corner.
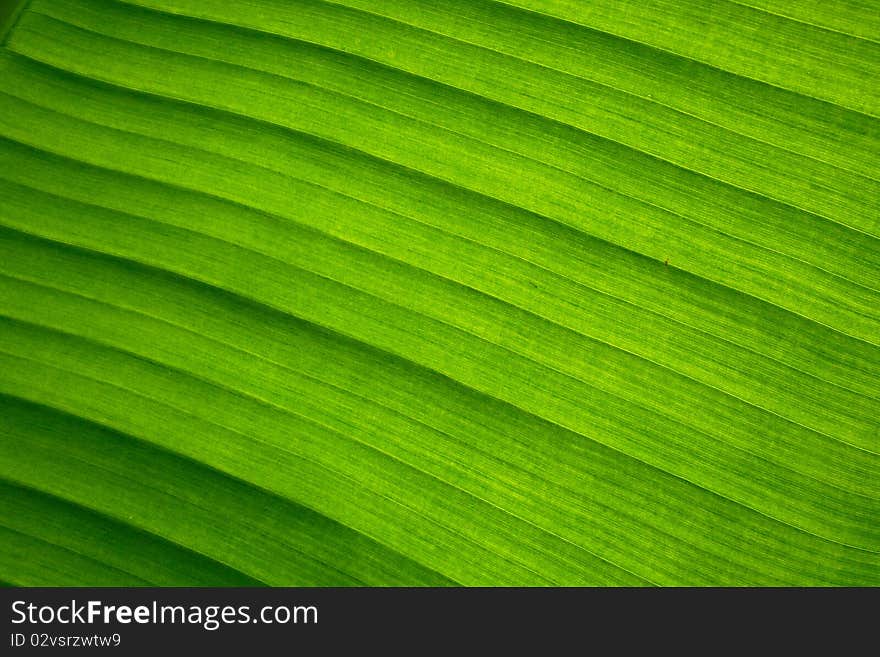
(0, 0), (876, 586)
(32, 0), (880, 238)
(21, 3), (880, 276)
(0, 232), (877, 583)
(1, 155), (877, 486)
(0, 89), (876, 465)
(3, 25), (877, 346)
(0, 477), (263, 586)
(494, 0), (880, 114)
(95, 0), (880, 186)
(0, 526), (150, 587)
(0, 68), (876, 552)
(0, 144), (873, 458)
(0, 338), (630, 585)
(109, 0), (880, 169)
(0, 196), (875, 564)
(1, 272), (876, 583)
(0, 129), (876, 406)
(730, 0), (880, 43)
(0, 394), (455, 586)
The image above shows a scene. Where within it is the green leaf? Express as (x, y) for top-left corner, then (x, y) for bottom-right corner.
(0, 0), (878, 585)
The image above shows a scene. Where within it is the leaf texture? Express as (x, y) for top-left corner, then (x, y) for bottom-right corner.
(0, 0), (878, 585)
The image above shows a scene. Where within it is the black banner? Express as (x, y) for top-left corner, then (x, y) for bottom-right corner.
(1, 587), (875, 652)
